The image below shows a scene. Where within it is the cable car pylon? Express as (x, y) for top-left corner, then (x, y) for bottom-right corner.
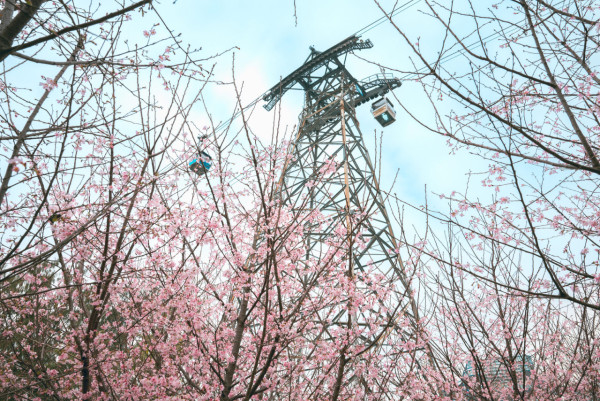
(264, 35), (435, 394)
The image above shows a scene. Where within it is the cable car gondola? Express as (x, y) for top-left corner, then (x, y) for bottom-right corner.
(371, 97), (396, 127)
(189, 151), (212, 176)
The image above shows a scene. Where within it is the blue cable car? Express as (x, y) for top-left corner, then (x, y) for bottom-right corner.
(371, 97), (396, 127)
(189, 151), (212, 176)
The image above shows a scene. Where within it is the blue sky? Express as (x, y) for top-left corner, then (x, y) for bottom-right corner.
(153, 0), (490, 223)
(1, 0), (492, 227)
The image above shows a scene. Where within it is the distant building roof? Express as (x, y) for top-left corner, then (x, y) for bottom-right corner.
(462, 355), (533, 397)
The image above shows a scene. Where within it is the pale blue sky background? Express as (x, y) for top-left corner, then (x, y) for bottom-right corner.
(152, 0), (490, 224)
(1, 0), (584, 275)
(1, 0), (497, 228)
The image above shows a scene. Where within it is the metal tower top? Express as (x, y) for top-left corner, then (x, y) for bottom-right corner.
(262, 35), (401, 112)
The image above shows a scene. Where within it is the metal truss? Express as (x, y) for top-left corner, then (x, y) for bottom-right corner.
(265, 36), (425, 392)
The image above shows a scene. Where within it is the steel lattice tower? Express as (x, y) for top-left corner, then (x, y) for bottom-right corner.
(263, 36), (429, 391)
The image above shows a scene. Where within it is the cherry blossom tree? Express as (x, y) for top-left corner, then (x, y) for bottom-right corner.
(0, 0), (223, 398)
(4, 0), (599, 399)
(372, 0), (600, 399)
(376, 0), (600, 308)
(0, 2), (425, 399)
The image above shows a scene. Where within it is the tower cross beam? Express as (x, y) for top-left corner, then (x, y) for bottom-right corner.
(262, 35), (373, 111)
